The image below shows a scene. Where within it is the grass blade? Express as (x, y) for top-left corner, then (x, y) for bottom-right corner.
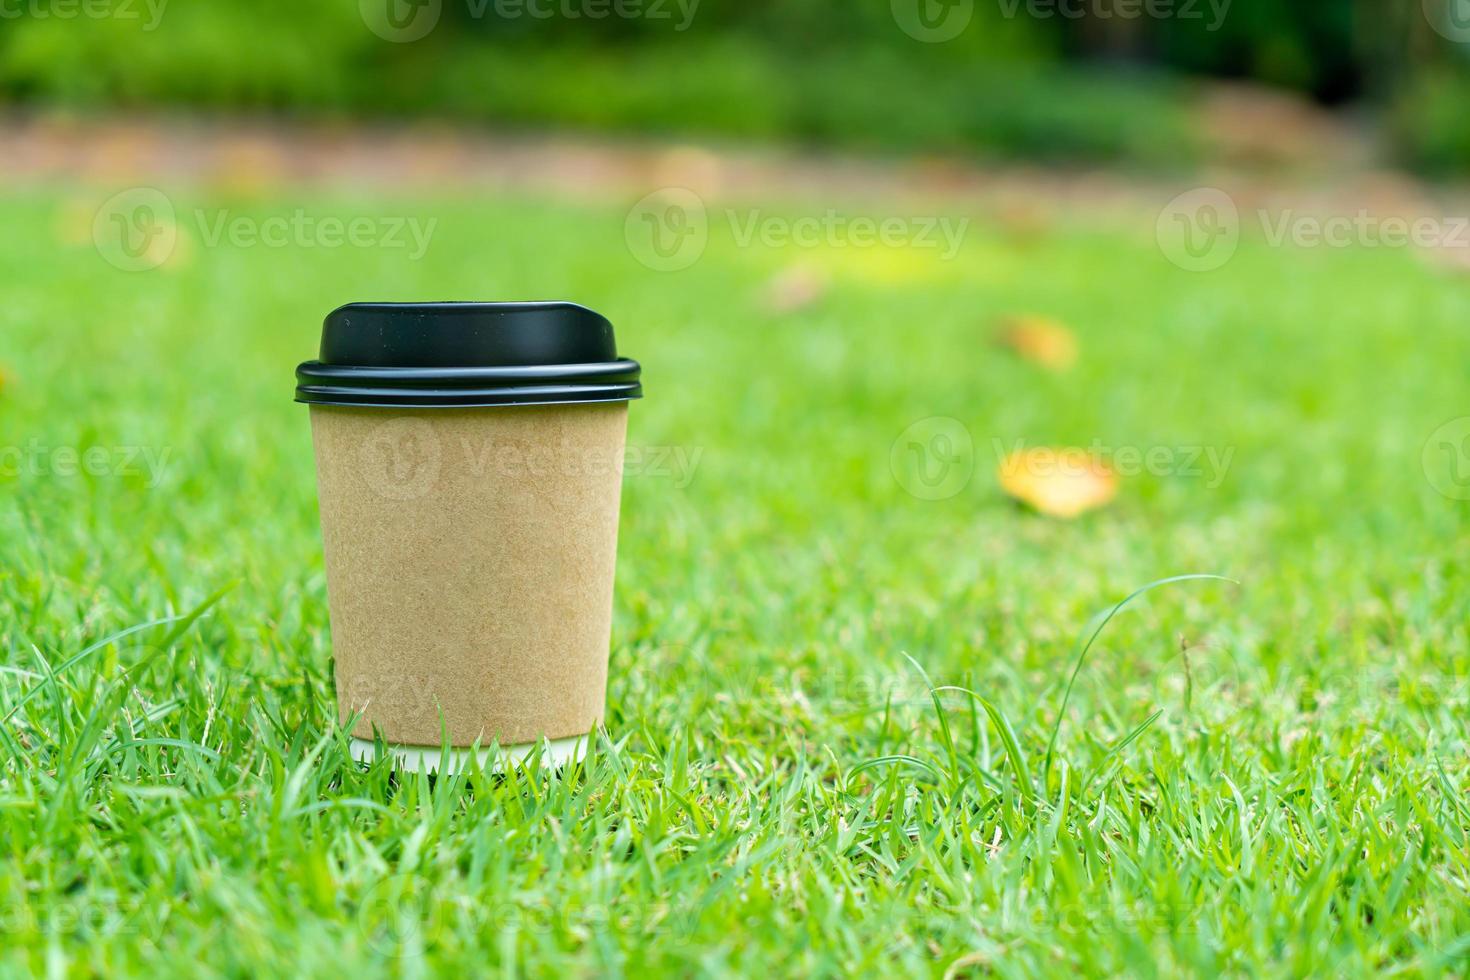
(1041, 574), (1237, 783)
(934, 686), (1035, 804)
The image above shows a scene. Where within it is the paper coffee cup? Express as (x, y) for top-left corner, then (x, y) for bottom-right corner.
(296, 302), (641, 771)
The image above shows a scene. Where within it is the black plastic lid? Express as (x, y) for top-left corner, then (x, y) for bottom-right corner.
(295, 302), (642, 408)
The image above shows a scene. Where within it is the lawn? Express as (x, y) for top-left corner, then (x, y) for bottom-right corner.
(2, 181), (1468, 977)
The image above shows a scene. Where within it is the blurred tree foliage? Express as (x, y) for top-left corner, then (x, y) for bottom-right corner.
(0, 0), (1465, 171)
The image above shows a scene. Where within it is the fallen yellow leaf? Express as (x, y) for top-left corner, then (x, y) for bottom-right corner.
(762, 263), (828, 314)
(157, 221), (194, 272)
(53, 198), (97, 247)
(994, 201), (1051, 246)
(652, 145), (726, 197)
(998, 447), (1118, 518)
(209, 135), (288, 198)
(994, 314), (1078, 371)
(80, 124), (157, 183)
(823, 245), (966, 286)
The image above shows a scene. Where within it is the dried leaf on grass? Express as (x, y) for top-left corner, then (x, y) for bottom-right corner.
(993, 315), (1078, 371)
(762, 264), (828, 314)
(998, 447), (1118, 518)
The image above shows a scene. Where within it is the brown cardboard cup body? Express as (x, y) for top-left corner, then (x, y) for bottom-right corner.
(310, 402), (628, 750)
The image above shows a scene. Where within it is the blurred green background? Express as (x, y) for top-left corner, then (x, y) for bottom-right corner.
(5, 0), (1470, 172)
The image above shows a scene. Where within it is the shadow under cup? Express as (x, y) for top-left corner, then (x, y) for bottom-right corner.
(297, 302), (642, 770)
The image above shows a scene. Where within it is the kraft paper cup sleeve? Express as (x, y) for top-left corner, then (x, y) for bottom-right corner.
(297, 301), (641, 759)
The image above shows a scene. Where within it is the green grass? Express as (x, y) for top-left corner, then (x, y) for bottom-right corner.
(2, 180), (1469, 977)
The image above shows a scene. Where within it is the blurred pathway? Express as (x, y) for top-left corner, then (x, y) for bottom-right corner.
(5, 107), (1468, 269)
